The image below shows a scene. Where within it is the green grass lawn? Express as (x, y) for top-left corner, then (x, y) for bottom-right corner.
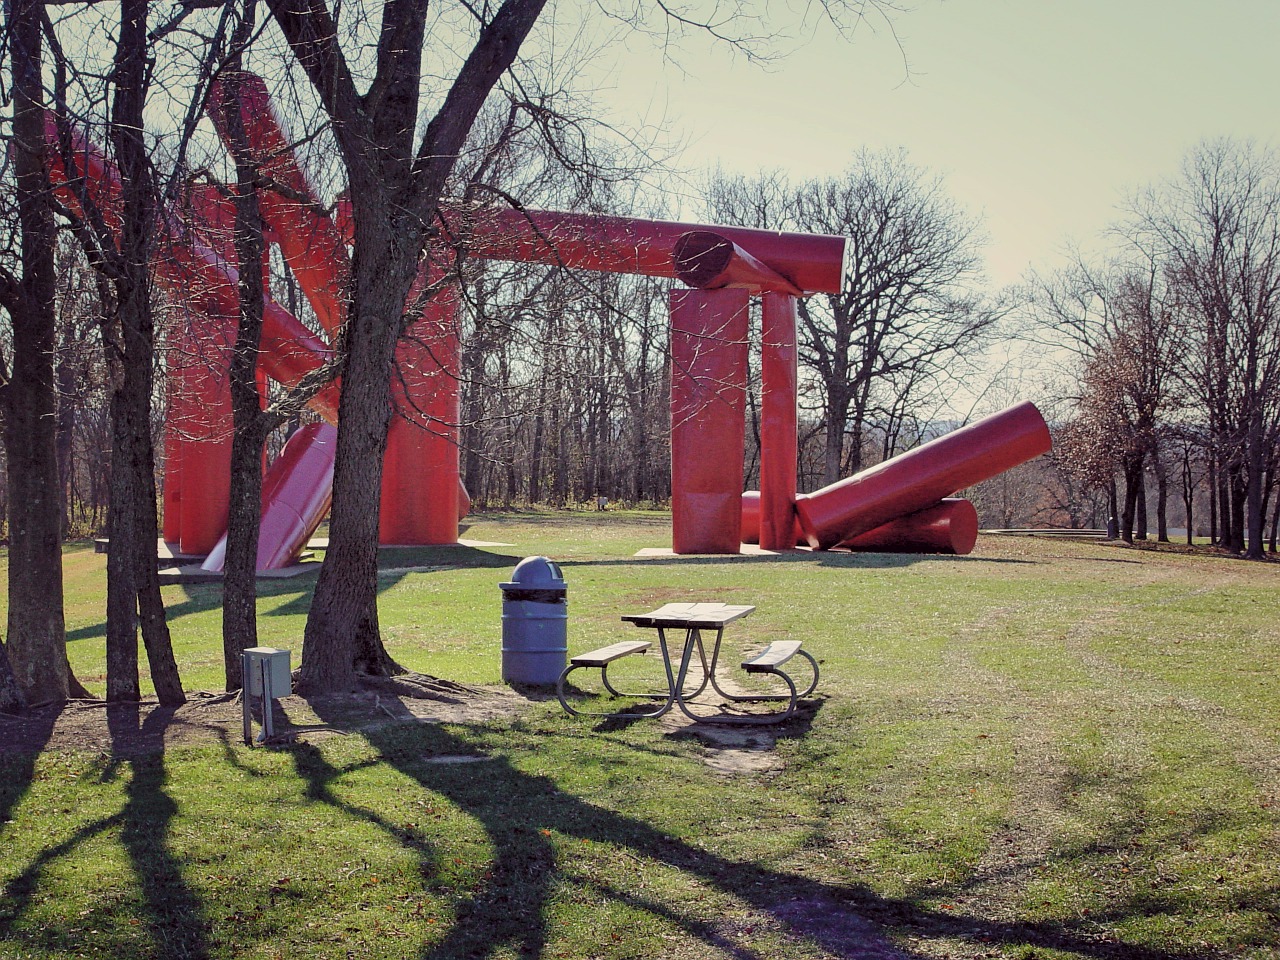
(2, 512), (1278, 959)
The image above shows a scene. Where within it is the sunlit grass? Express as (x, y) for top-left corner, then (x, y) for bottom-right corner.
(1, 515), (1278, 959)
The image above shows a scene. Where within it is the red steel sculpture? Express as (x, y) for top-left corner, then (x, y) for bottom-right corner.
(42, 73), (1050, 569)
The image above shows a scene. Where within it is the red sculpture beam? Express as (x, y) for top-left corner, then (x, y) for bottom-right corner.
(206, 72), (349, 337)
(673, 231), (804, 295)
(334, 200), (847, 296)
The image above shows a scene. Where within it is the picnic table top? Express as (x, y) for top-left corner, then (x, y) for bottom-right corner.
(621, 602), (756, 630)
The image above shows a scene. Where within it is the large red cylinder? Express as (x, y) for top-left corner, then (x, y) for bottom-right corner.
(741, 492), (978, 555)
(670, 288), (750, 554)
(795, 402), (1052, 550)
(379, 269), (461, 545)
(759, 293), (799, 550)
(336, 200), (847, 296)
(840, 498), (979, 555)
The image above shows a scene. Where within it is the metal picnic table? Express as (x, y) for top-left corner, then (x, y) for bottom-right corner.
(557, 601), (818, 724)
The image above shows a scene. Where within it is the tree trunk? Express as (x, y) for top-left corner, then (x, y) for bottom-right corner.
(220, 64), (273, 691)
(1181, 444), (1195, 546)
(1244, 412), (1267, 560)
(106, 0), (185, 705)
(1135, 471), (1148, 541)
(1120, 458), (1142, 544)
(529, 361), (548, 503)
(1107, 477), (1119, 540)
(4, 0), (69, 708)
(104, 382), (141, 702)
(298, 188), (419, 694)
(1227, 466), (1247, 554)
(822, 390), (851, 487)
(1208, 454), (1218, 544)
(1154, 449), (1169, 542)
(269, 0), (549, 694)
(55, 353), (79, 537)
(1269, 483), (1280, 553)
(1218, 464), (1237, 550)
(0, 642), (23, 713)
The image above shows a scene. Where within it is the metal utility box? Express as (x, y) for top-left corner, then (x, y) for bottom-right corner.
(244, 647), (292, 697)
(500, 556), (568, 686)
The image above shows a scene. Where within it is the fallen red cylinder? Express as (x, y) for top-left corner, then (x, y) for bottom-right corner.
(740, 491), (803, 545)
(795, 402), (1052, 550)
(741, 493), (979, 555)
(840, 498), (979, 555)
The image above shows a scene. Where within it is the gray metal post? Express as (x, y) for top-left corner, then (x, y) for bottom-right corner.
(241, 650), (253, 745)
(259, 655), (274, 741)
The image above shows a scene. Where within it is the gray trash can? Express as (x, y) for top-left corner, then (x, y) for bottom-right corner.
(500, 556), (568, 685)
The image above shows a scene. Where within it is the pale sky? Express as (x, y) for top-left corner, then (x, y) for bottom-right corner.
(572, 0), (1280, 288)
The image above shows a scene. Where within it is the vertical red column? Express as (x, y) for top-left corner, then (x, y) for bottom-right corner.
(378, 271), (461, 545)
(759, 292), (799, 550)
(174, 309), (235, 556)
(669, 288), (750, 554)
(162, 365), (184, 548)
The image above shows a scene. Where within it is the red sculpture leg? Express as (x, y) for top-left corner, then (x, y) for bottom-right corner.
(162, 370), (184, 547)
(670, 288), (750, 554)
(759, 293), (799, 550)
(379, 272), (461, 545)
(795, 402), (1052, 550)
(173, 307), (235, 556)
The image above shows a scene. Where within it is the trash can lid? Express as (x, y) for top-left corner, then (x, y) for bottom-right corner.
(500, 555), (566, 591)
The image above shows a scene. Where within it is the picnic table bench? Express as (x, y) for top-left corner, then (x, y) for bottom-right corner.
(557, 602), (818, 724)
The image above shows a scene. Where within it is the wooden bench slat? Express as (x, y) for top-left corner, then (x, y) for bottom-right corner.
(571, 640), (651, 667)
(742, 640), (802, 672)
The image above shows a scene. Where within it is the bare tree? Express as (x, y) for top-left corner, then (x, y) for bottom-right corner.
(42, 0), (210, 703)
(1129, 139), (1280, 558)
(707, 150), (1002, 486)
(0, 0), (68, 709)
(255, 0), (550, 693)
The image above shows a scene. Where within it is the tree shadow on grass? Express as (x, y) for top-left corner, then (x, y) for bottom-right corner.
(0, 701), (61, 822)
(106, 704), (211, 958)
(0, 705), (208, 959)
(0, 702), (68, 944)
(297, 698), (1211, 960)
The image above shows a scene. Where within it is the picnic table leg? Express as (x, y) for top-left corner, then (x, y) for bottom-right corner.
(646, 627), (678, 718)
(671, 626), (805, 725)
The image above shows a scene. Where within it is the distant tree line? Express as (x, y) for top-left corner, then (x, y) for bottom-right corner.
(1028, 140), (1280, 557)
